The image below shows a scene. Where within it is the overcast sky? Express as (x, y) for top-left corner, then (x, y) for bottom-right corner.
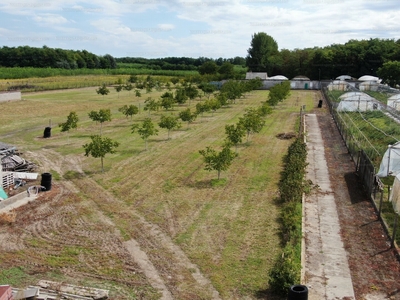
(0, 0), (399, 59)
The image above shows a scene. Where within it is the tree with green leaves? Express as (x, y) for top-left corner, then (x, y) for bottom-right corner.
(158, 114), (181, 139)
(377, 61), (400, 88)
(135, 89), (141, 97)
(96, 84), (110, 97)
(218, 61), (235, 79)
(159, 94), (175, 110)
(59, 111), (79, 142)
(206, 98), (221, 116)
(246, 32), (279, 73)
(267, 81), (291, 106)
(199, 60), (218, 75)
(131, 118), (159, 150)
(198, 82), (217, 99)
(216, 92), (228, 107)
(143, 97), (159, 116)
(83, 135), (119, 172)
(175, 88), (188, 105)
(196, 102), (211, 117)
(238, 108), (265, 142)
(220, 80), (243, 103)
(88, 109), (111, 135)
(124, 82), (134, 94)
(199, 144), (237, 180)
(119, 105), (139, 119)
(179, 108), (197, 128)
(184, 84), (199, 105)
(225, 123), (245, 152)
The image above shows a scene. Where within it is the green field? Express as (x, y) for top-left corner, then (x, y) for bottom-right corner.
(0, 85), (315, 299)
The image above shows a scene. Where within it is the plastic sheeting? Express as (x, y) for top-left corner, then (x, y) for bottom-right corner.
(337, 92), (380, 111)
(377, 142), (400, 177)
(390, 173), (400, 213)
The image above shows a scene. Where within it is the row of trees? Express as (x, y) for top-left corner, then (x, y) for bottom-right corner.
(0, 45), (117, 69)
(246, 32), (400, 83)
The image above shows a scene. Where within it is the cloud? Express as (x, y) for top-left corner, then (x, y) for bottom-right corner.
(32, 14), (69, 25)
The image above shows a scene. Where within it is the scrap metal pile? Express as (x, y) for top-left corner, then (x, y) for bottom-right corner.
(0, 142), (37, 172)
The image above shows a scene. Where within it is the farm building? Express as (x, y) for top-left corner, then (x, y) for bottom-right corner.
(328, 80), (349, 91)
(245, 72), (268, 80)
(387, 94), (400, 110)
(0, 285), (13, 300)
(337, 92), (381, 111)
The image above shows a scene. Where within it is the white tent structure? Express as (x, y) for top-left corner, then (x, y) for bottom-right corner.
(328, 80), (348, 91)
(269, 75), (288, 80)
(337, 92), (381, 111)
(358, 75), (382, 83)
(377, 142), (400, 177)
(336, 75), (352, 81)
(387, 94), (400, 111)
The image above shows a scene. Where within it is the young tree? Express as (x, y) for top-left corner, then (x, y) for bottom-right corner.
(143, 97), (159, 115)
(124, 82), (134, 94)
(158, 114), (181, 139)
(198, 82), (217, 99)
(88, 109), (111, 135)
(114, 84), (123, 98)
(220, 80), (243, 103)
(198, 60), (218, 75)
(179, 108), (197, 128)
(83, 135), (119, 172)
(196, 102), (210, 117)
(119, 105), (139, 119)
(159, 94), (175, 110)
(216, 92), (228, 107)
(131, 118), (159, 150)
(175, 88), (188, 105)
(225, 123), (245, 152)
(199, 144), (237, 180)
(238, 108), (265, 142)
(206, 98), (221, 116)
(135, 89), (141, 97)
(59, 111), (79, 142)
(96, 84), (110, 97)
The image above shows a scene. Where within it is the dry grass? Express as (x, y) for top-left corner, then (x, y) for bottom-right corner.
(0, 86), (316, 299)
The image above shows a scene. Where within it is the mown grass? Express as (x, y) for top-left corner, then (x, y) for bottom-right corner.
(0, 83), (315, 299)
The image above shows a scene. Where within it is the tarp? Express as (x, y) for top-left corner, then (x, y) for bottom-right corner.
(0, 187), (7, 200)
(377, 142), (400, 177)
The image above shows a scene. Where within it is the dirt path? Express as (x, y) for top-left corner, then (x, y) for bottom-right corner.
(24, 148), (221, 300)
(313, 96), (400, 299)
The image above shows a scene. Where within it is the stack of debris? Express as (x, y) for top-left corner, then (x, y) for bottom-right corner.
(11, 280), (109, 300)
(0, 142), (37, 172)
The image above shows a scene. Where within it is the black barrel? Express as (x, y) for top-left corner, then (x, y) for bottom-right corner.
(41, 172), (52, 191)
(43, 127), (52, 138)
(288, 285), (308, 300)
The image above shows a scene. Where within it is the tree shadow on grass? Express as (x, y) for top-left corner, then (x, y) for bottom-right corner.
(185, 179), (212, 189)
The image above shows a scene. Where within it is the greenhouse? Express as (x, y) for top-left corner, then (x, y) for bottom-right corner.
(337, 92), (381, 111)
(377, 142), (400, 177)
(387, 94), (400, 110)
(328, 80), (349, 91)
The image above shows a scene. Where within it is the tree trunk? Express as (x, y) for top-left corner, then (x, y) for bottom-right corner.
(101, 157), (104, 173)
(217, 170), (221, 180)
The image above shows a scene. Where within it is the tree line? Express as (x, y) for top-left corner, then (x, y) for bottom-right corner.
(0, 45), (117, 69)
(246, 32), (400, 82)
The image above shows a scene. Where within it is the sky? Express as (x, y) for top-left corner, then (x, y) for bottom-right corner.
(0, 0), (399, 59)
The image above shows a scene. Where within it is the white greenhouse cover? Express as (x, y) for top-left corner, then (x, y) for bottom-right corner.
(337, 92), (380, 111)
(358, 75), (382, 83)
(269, 75), (288, 80)
(336, 75), (352, 81)
(389, 173), (400, 213)
(377, 142), (400, 177)
(387, 94), (400, 110)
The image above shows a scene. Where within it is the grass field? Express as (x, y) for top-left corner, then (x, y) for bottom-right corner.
(0, 86), (315, 299)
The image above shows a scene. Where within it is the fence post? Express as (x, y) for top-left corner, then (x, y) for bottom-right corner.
(391, 213), (399, 248)
(378, 189), (384, 220)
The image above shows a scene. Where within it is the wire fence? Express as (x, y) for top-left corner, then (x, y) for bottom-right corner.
(321, 82), (400, 250)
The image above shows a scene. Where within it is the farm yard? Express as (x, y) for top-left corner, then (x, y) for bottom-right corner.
(0, 85), (314, 299)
